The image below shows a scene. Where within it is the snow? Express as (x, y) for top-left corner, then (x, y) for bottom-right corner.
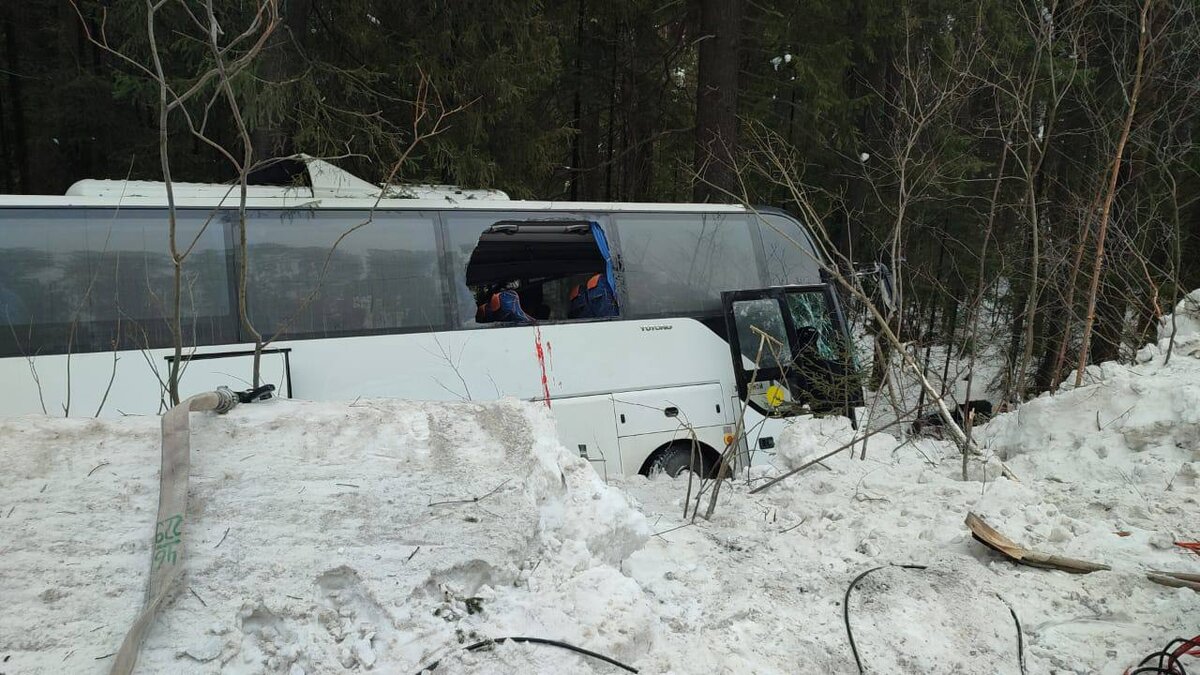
(0, 401), (649, 674)
(2, 301), (1199, 674)
(1158, 289), (1200, 346)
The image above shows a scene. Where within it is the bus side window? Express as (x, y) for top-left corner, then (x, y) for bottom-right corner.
(444, 214), (503, 327)
(241, 210), (445, 339)
(614, 213), (759, 318)
(0, 208), (234, 357)
(753, 213), (823, 286)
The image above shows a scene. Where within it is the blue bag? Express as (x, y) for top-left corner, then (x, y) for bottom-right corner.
(476, 289), (534, 324)
(568, 274), (619, 319)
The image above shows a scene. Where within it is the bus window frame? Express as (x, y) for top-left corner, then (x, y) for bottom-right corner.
(0, 205), (242, 358)
(0, 203), (843, 358)
(721, 283), (861, 419)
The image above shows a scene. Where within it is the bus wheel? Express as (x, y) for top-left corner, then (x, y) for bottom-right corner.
(647, 441), (718, 479)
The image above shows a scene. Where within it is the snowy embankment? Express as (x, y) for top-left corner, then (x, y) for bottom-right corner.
(614, 292), (1199, 673)
(0, 401), (649, 674)
(2, 292), (1198, 674)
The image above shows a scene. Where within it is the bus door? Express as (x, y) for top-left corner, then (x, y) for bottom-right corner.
(721, 284), (863, 422)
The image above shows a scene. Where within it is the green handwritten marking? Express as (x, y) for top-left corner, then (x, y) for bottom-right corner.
(152, 514), (184, 569)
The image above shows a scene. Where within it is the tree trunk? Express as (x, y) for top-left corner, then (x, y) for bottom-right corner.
(1075, 0), (1152, 385)
(1014, 146), (1045, 401)
(3, 4), (29, 194)
(603, 11), (618, 201)
(1034, 307), (1064, 392)
(0, 17), (10, 194)
(568, 0), (586, 200)
(692, 0), (740, 202)
(1004, 278), (1028, 401)
(1049, 199), (1094, 392)
(1090, 277), (1124, 366)
(619, 22), (658, 202)
(578, 98), (602, 200)
(57, 1), (91, 185)
(251, 0), (310, 161)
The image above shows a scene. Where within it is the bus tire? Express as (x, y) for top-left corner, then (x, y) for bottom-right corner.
(643, 441), (722, 479)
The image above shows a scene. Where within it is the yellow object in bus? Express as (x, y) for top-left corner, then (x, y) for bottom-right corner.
(765, 384), (786, 407)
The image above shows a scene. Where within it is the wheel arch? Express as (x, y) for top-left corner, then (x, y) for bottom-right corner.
(638, 438), (724, 479)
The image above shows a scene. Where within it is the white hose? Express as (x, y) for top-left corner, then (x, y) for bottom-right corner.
(109, 388), (237, 675)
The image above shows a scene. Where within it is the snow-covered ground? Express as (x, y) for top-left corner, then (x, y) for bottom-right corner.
(2, 293), (1198, 674)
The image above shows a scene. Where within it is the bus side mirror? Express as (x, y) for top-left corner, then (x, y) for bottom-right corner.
(854, 263), (895, 314)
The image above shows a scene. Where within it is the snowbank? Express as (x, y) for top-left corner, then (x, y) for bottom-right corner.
(4, 297), (1200, 674)
(618, 314), (1200, 674)
(984, 348), (1200, 488)
(0, 399), (648, 674)
(1158, 289), (1200, 345)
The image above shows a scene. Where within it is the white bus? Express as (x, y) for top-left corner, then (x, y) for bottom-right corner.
(0, 159), (863, 478)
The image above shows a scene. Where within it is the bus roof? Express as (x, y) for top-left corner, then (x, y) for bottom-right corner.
(61, 156), (512, 201)
(0, 194), (751, 212)
(0, 155), (751, 213)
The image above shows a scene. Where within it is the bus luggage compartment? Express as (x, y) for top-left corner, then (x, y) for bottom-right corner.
(611, 383), (728, 437)
(611, 384), (733, 475)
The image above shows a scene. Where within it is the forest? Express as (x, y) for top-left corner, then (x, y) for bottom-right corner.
(2, 0), (1199, 404)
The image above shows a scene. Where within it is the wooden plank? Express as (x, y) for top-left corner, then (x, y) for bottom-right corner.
(965, 512), (1111, 574)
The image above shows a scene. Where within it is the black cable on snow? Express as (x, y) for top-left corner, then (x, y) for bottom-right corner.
(413, 566), (1043, 675)
(843, 564), (929, 674)
(412, 635), (639, 674)
(995, 593), (1026, 675)
(843, 564), (1025, 675)
(1128, 635), (1199, 674)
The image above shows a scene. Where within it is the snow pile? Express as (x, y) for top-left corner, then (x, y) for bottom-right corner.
(624, 419), (1043, 673)
(975, 303), (1200, 579)
(618, 320), (1200, 674)
(1157, 289), (1200, 351)
(984, 345), (1200, 493)
(774, 415), (866, 469)
(0, 399), (649, 674)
